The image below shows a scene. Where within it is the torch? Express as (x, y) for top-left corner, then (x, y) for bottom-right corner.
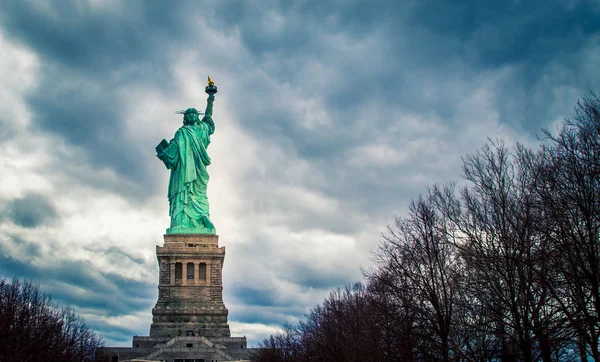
(205, 76), (218, 95)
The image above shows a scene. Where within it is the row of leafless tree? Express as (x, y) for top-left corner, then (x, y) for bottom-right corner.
(253, 94), (600, 362)
(0, 277), (103, 362)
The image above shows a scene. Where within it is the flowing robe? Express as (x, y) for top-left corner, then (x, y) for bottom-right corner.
(157, 114), (215, 234)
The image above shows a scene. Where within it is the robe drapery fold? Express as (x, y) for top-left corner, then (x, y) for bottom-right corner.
(158, 115), (216, 234)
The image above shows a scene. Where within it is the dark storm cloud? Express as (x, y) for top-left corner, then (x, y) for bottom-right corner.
(219, 0), (600, 223)
(280, 263), (354, 290)
(231, 305), (306, 326)
(230, 262), (357, 309)
(400, 0), (600, 132)
(218, 0), (600, 139)
(210, 0), (403, 56)
(0, 254), (154, 312)
(404, 0), (600, 67)
(0, 235), (42, 259)
(26, 79), (147, 183)
(0, 1), (191, 74)
(0, 250), (155, 342)
(89, 323), (139, 345)
(83, 245), (147, 265)
(1, 0), (598, 182)
(0, 1), (195, 194)
(3, 0), (596, 201)
(232, 286), (282, 307)
(7, 193), (58, 228)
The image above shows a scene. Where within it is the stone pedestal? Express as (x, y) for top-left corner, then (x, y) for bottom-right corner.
(149, 234), (231, 338)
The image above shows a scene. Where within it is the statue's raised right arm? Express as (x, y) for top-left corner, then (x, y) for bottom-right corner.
(204, 93), (214, 120)
(202, 75), (218, 134)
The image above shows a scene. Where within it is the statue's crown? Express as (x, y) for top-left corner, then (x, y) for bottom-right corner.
(175, 108), (204, 115)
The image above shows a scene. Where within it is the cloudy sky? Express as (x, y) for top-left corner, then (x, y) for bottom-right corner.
(0, 0), (599, 347)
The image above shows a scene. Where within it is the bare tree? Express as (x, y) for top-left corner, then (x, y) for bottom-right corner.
(254, 283), (392, 362)
(537, 94), (600, 361)
(0, 277), (103, 362)
(450, 141), (564, 362)
(367, 266), (419, 361)
(369, 192), (462, 362)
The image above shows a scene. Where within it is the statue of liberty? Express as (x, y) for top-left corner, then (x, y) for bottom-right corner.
(155, 76), (218, 234)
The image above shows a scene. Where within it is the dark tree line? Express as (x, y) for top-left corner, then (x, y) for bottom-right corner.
(253, 94), (600, 362)
(0, 277), (103, 362)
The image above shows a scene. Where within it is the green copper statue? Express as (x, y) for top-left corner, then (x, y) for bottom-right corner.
(156, 76), (218, 234)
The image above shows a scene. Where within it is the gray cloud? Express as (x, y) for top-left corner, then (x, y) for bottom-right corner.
(0, 241), (156, 345)
(1, 235), (42, 259)
(232, 286), (280, 308)
(7, 193), (58, 228)
(0, 250), (155, 316)
(280, 263), (353, 291)
(230, 305), (307, 326)
(83, 246), (147, 265)
(0, 1), (187, 194)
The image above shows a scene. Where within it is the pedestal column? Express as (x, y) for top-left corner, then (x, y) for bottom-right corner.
(150, 234), (230, 338)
